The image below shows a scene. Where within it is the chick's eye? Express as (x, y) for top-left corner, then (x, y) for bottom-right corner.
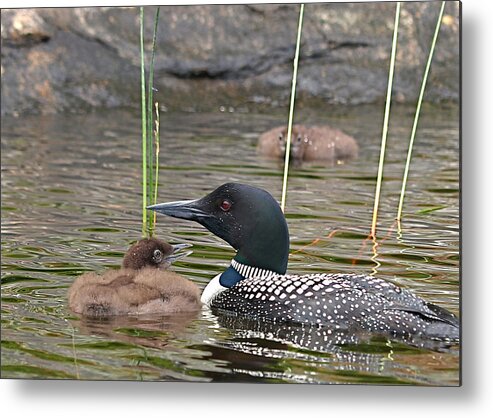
(153, 249), (162, 261)
(220, 200), (232, 212)
(278, 134), (283, 141)
(297, 136), (302, 142)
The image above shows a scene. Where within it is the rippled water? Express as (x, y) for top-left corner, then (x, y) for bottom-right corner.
(1, 104), (460, 385)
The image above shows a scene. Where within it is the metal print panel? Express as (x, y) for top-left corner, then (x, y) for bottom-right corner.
(1, 1), (460, 385)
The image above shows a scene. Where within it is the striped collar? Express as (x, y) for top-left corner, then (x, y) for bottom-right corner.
(230, 259), (278, 280)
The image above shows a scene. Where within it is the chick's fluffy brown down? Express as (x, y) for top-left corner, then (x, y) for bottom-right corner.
(68, 267), (201, 317)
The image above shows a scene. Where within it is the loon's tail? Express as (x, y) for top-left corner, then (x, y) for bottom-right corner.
(425, 302), (459, 326)
(386, 301), (460, 342)
(421, 302), (459, 341)
(424, 320), (460, 341)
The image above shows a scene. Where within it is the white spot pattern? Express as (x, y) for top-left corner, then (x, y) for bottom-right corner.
(210, 260), (459, 341)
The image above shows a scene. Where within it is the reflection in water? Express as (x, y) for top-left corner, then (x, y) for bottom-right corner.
(1, 105), (459, 384)
(194, 310), (458, 385)
(72, 311), (201, 350)
(215, 313), (459, 354)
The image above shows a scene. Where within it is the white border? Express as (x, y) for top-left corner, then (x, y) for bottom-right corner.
(2, 0), (492, 416)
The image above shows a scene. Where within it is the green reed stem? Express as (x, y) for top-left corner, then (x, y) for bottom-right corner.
(140, 7), (147, 238)
(146, 6), (160, 236)
(281, 3), (304, 213)
(370, 2), (401, 238)
(152, 102), (161, 233)
(396, 1), (445, 221)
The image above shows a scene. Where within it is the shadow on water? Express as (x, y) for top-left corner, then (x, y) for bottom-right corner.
(1, 104), (459, 385)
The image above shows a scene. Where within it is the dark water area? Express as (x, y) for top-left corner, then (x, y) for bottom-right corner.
(1, 104), (459, 385)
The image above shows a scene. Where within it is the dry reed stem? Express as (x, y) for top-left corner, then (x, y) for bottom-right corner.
(370, 2), (401, 238)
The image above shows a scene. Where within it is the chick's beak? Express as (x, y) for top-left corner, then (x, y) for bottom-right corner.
(161, 243), (193, 268)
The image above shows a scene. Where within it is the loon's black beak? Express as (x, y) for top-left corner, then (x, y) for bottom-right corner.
(148, 199), (212, 221)
(162, 243), (193, 266)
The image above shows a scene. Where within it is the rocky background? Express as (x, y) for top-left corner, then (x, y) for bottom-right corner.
(1, 3), (460, 116)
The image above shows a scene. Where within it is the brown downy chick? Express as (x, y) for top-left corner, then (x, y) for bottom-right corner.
(68, 238), (200, 317)
(257, 124), (358, 163)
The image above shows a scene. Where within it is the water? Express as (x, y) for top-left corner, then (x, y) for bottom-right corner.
(1, 104), (460, 385)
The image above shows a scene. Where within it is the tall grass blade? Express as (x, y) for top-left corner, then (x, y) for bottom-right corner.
(140, 7), (147, 238)
(152, 102), (161, 233)
(280, 3), (305, 213)
(396, 1), (446, 221)
(146, 7), (161, 236)
(370, 2), (401, 238)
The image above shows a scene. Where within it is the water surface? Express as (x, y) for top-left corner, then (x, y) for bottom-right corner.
(1, 104), (460, 384)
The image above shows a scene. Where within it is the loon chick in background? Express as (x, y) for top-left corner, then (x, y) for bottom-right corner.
(148, 183), (459, 342)
(68, 238), (201, 317)
(257, 124), (358, 163)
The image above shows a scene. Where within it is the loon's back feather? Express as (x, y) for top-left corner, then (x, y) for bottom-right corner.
(344, 274), (459, 327)
(211, 272), (459, 341)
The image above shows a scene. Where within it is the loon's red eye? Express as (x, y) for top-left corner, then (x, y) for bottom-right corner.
(220, 200), (232, 212)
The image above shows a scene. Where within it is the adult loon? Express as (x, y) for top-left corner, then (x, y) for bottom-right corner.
(148, 183), (459, 341)
(68, 238), (201, 317)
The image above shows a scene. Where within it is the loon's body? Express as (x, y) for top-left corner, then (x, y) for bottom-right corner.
(149, 183), (459, 342)
(68, 238), (201, 317)
(200, 260), (458, 340)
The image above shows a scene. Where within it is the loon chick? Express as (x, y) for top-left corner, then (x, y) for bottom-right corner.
(257, 124), (358, 163)
(148, 183), (459, 341)
(68, 238), (201, 317)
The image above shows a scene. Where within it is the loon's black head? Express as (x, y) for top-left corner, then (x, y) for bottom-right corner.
(148, 183), (289, 274)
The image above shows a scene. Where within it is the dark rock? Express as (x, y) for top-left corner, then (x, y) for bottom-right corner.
(1, 3), (460, 116)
